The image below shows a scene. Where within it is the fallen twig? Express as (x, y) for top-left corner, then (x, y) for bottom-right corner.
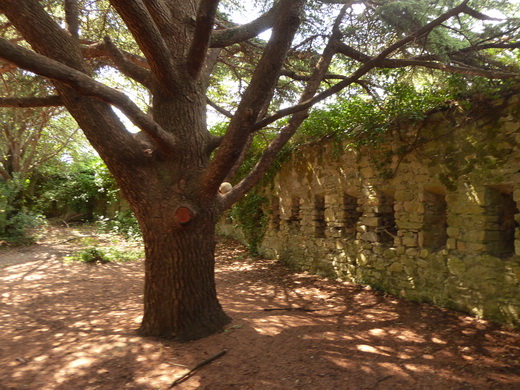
(263, 307), (319, 312)
(169, 349), (228, 388)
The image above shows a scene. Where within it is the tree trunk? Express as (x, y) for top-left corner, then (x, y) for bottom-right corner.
(136, 199), (231, 341)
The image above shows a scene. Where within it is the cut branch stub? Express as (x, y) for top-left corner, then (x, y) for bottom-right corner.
(174, 206), (195, 225)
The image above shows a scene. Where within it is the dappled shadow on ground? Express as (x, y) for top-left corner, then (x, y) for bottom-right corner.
(0, 228), (519, 389)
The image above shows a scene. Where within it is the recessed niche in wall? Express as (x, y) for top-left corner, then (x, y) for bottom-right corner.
(314, 195), (326, 238)
(288, 196), (302, 230)
(343, 193), (361, 237)
(484, 185), (518, 257)
(422, 187), (448, 250)
(376, 193), (397, 244)
(271, 196), (281, 231)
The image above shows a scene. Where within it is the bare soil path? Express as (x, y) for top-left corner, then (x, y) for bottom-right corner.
(1, 226), (519, 389)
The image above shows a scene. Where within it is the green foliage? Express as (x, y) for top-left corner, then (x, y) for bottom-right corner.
(228, 191), (268, 255)
(35, 155), (119, 220)
(64, 245), (143, 264)
(296, 79), (452, 147)
(96, 210), (142, 241)
(0, 175), (46, 245)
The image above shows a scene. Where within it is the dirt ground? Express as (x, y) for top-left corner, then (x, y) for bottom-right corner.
(1, 226), (520, 390)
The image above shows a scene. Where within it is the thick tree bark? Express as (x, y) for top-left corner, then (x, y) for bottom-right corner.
(136, 199), (231, 340)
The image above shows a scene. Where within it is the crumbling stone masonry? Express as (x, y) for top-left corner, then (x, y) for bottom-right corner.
(220, 93), (520, 328)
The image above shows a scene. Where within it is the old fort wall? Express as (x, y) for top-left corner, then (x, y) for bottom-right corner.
(220, 93), (520, 328)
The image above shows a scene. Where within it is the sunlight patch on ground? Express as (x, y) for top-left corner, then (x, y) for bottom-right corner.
(431, 336), (447, 344)
(395, 329), (425, 343)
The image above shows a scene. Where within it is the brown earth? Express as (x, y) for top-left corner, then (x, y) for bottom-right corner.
(1, 225), (520, 390)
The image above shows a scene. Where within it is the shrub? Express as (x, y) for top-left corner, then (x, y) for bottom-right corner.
(0, 176), (46, 246)
(64, 245), (143, 264)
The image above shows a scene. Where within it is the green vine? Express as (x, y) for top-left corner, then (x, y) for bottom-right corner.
(228, 191), (268, 255)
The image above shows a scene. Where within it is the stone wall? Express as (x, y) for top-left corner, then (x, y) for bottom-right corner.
(219, 93), (520, 328)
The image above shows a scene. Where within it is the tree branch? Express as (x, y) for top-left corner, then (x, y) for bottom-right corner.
(280, 69), (347, 82)
(222, 0), (353, 209)
(0, 95), (63, 107)
(0, 38), (172, 150)
(461, 4), (502, 21)
(102, 36), (152, 87)
(81, 41), (150, 70)
(64, 0), (80, 40)
(202, 0), (306, 197)
(210, 2), (282, 48)
(335, 42), (518, 78)
(0, 165), (10, 181)
(254, 0), (474, 131)
(108, 0), (177, 90)
(141, 0), (173, 38)
(0, 62), (16, 74)
(207, 98), (233, 118)
(187, 0), (220, 78)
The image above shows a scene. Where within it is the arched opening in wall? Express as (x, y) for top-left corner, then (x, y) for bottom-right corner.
(288, 196), (301, 231)
(314, 195), (326, 238)
(270, 196), (281, 231)
(422, 187), (448, 250)
(377, 193), (397, 244)
(484, 185), (518, 257)
(343, 193), (361, 238)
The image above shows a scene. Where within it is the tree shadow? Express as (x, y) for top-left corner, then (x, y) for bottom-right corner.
(0, 236), (519, 389)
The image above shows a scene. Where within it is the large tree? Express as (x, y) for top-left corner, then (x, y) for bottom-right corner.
(0, 0), (518, 340)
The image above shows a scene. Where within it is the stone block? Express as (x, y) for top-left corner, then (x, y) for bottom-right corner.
(388, 262), (404, 273)
(447, 238), (457, 250)
(446, 227), (460, 237)
(417, 259), (430, 268)
(402, 236), (418, 247)
(465, 242), (486, 252)
(404, 202), (419, 213)
(395, 191), (415, 202)
(361, 231), (379, 242)
(456, 240), (467, 251)
(361, 217), (379, 227)
(399, 221), (423, 230)
(447, 257), (466, 276)
(405, 248), (419, 256)
(357, 252), (369, 267)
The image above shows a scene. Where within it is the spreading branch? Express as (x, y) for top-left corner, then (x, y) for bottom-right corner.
(81, 41), (150, 70)
(64, 0), (79, 40)
(202, 0), (306, 197)
(221, 1), (353, 209)
(0, 62), (16, 74)
(207, 98), (233, 118)
(335, 42), (518, 79)
(0, 95), (63, 107)
(210, 1), (282, 48)
(0, 38), (171, 149)
(142, 0), (173, 39)
(187, 0), (220, 78)
(253, 0), (475, 131)
(108, 0), (177, 90)
(280, 69), (347, 82)
(102, 36), (152, 87)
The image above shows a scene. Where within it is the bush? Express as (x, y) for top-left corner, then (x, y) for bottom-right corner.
(95, 210), (142, 241)
(0, 176), (46, 246)
(64, 245), (143, 264)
